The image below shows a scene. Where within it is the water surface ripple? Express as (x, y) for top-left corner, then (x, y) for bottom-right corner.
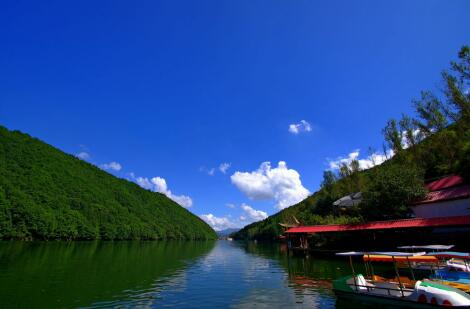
(0, 241), (365, 308)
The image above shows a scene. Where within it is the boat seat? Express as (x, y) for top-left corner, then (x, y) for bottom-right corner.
(393, 276), (416, 289)
(354, 275), (375, 291)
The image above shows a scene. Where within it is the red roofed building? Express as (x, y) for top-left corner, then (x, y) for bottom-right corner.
(411, 175), (470, 218)
(283, 175), (470, 251)
(285, 215), (470, 234)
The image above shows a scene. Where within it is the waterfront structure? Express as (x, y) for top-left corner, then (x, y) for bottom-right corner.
(284, 175), (470, 251)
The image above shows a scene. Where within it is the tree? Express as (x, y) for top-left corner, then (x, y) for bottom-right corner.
(399, 114), (421, 148)
(442, 45), (470, 123)
(361, 164), (427, 220)
(412, 91), (448, 135)
(350, 159), (360, 173)
(382, 119), (403, 153)
(339, 163), (351, 179)
(458, 135), (470, 183)
(321, 170), (337, 194)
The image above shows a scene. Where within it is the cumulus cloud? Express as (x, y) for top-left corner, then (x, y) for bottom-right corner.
(136, 176), (193, 208)
(328, 149), (395, 171)
(288, 120), (312, 134)
(219, 162), (231, 174)
(199, 214), (239, 231)
(226, 203), (236, 209)
(240, 203), (267, 221)
(76, 152), (90, 160)
(100, 161), (122, 171)
(200, 203), (267, 230)
(231, 161), (310, 210)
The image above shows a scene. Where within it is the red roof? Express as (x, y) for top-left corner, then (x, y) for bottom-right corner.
(426, 175), (463, 191)
(416, 184), (470, 204)
(284, 215), (470, 234)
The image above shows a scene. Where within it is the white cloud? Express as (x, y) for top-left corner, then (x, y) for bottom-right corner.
(100, 161), (122, 171)
(199, 203), (267, 231)
(199, 166), (216, 176)
(199, 214), (239, 231)
(288, 120), (312, 134)
(76, 152), (90, 160)
(136, 176), (193, 208)
(328, 149), (395, 171)
(219, 162), (231, 174)
(231, 161), (310, 210)
(240, 203), (267, 221)
(226, 203), (236, 209)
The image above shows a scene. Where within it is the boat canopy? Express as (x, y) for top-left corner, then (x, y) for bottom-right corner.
(426, 252), (470, 259)
(336, 251), (426, 257)
(335, 251), (365, 256)
(367, 251), (426, 257)
(398, 245), (454, 250)
(364, 254), (438, 263)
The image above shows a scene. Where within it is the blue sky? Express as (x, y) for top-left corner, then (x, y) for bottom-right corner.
(1, 0), (469, 231)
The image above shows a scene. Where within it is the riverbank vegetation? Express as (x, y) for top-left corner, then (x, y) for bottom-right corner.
(233, 45), (470, 240)
(0, 127), (217, 240)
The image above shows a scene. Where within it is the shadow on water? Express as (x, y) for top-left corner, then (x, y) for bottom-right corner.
(0, 241), (215, 308)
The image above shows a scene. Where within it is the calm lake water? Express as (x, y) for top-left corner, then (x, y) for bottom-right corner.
(0, 240), (372, 308)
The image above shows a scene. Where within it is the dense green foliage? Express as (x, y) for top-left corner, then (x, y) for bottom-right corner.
(360, 164), (426, 220)
(0, 127), (216, 240)
(233, 45), (470, 241)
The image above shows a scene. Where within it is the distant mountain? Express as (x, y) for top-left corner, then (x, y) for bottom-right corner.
(0, 126), (217, 240)
(216, 228), (239, 237)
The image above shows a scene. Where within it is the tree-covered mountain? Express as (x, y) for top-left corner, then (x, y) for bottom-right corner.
(0, 127), (216, 240)
(233, 46), (470, 241)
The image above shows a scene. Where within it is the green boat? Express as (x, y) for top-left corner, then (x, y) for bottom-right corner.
(333, 252), (470, 307)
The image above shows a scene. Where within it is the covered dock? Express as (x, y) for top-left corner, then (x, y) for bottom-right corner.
(284, 215), (470, 252)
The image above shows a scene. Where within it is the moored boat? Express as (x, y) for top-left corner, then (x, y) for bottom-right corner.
(333, 251), (470, 307)
(427, 252), (470, 293)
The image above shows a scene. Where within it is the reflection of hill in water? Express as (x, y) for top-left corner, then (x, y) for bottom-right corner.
(0, 241), (215, 308)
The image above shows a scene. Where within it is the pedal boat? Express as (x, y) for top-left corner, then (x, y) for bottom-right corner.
(426, 252), (470, 293)
(333, 251), (470, 307)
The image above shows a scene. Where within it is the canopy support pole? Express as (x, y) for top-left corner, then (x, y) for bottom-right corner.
(406, 256), (415, 281)
(350, 256), (358, 291)
(392, 256), (405, 297)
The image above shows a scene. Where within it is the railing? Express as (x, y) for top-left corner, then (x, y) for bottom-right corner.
(346, 283), (413, 297)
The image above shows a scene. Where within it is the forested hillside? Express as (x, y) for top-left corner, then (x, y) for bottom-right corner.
(233, 46), (470, 241)
(0, 127), (216, 240)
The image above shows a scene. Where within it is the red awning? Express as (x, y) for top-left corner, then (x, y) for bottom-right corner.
(284, 215), (470, 234)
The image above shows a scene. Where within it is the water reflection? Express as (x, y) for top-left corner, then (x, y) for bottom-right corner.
(0, 241), (215, 308)
(1, 241), (381, 308)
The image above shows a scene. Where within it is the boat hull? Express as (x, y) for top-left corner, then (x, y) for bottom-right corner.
(334, 289), (470, 308)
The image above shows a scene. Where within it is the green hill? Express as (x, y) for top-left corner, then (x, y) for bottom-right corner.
(233, 45), (470, 241)
(0, 127), (216, 240)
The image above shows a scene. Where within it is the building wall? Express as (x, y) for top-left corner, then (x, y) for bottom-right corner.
(412, 198), (470, 218)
